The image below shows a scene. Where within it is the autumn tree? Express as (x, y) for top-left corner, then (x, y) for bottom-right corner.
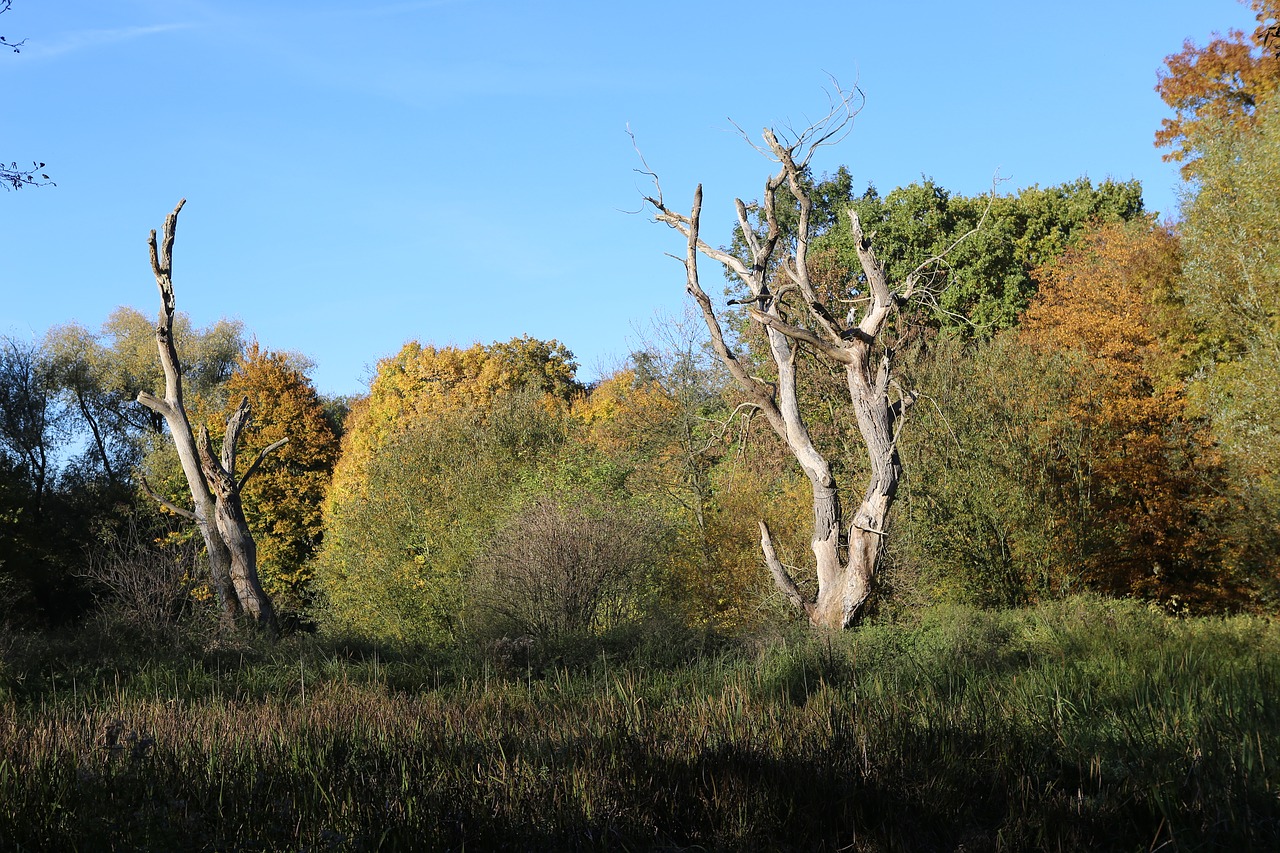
(317, 338), (580, 643)
(326, 336), (579, 508)
(1176, 92), (1280, 596)
(219, 344), (340, 616)
(643, 90), (981, 629)
(1018, 220), (1241, 607)
(1156, 0), (1280, 176)
(135, 200), (281, 632)
(889, 220), (1244, 611)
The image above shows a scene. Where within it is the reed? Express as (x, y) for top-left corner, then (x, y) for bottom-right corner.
(1, 598), (1276, 851)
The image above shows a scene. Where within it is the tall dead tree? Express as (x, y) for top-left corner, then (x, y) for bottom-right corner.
(136, 199), (282, 633)
(644, 91), (974, 629)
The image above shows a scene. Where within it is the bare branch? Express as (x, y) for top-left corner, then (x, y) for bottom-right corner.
(771, 78), (864, 166)
(848, 207), (899, 339)
(734, 198), (764, 269)
(902, 182), (998, 300)
(135, 390), (175, 421)
(623, 123), (665, 214)
(238, 438), (289, 491)
(139, 476), (197, 521)
(760, 521), (813, 616)
(1, 161), (53, 190)
(748, 308), (853, 364)
(727, 117), (774, 159)
(222, 397), (251, 475)
(680, 190), (758, 389)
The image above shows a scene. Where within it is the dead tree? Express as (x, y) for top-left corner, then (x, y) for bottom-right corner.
(136, 199), (282, 633)
(643, 90), (973, 629)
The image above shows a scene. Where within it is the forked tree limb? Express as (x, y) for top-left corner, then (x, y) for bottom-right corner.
(747, 308), (854, 364)
(135, 391), (176, 422)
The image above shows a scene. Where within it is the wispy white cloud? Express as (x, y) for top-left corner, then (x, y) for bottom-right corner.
(26, 22), (194, 59)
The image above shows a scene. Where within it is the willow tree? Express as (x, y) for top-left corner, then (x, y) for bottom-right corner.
(136, 200), (281, 632)
(643, 91), (978, 629)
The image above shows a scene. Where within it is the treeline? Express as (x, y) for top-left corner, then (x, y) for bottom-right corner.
(2, 2), (1278, 643)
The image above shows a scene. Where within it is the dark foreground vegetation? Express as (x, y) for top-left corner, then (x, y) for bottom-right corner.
(2, 598), (1277, 852)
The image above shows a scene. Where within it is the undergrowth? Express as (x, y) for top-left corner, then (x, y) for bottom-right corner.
(1, 597), (1277, 851)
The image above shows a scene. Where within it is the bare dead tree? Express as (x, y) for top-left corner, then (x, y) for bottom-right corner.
(642, 86), (978, 629)
(136, 199), (282, 633)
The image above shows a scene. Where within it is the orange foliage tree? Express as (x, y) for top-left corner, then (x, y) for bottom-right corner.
(1156, 0), (1280, 176)
(1020, 220), (1237, 608)
(219, 344), (340, 614)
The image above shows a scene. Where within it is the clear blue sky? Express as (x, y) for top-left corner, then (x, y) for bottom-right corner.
(0, 0), (1257, 396)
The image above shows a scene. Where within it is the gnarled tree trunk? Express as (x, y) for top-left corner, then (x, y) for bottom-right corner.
(136, 199), (282, 633)
(644, 93), (976, 629)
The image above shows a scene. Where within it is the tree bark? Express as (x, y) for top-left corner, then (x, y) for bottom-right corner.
(197, 410), (279, 630)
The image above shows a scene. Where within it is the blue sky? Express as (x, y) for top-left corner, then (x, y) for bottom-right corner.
(0, 0), (1257, 396)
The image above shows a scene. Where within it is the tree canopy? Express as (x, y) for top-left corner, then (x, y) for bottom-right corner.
(1156, 0), (1280, 177)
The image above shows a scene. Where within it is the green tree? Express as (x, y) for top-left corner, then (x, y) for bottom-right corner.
(1177, 100), (1280, 598)
(733, 171), (1145, 336)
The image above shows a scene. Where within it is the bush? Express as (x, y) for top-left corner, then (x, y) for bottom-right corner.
(471, 494), (661, 642)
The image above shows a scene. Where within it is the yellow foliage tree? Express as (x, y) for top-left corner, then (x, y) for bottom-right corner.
(328, 336), (579, 508)
(317, 337), (580, 643)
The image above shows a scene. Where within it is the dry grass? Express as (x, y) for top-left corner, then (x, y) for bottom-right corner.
(1, 598), (1278, 851)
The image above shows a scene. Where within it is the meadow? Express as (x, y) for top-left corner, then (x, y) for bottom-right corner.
(2, 597), (1277, 851)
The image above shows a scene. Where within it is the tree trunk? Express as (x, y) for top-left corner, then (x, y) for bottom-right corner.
(136, 199), (283, 633)
(198, 416), (279, 632)
(642, 90), (967, 628)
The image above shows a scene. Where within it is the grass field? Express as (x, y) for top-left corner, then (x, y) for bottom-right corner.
(2, 597), (1277, 851)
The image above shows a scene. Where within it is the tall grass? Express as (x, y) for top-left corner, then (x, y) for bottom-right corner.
(1, 598), (1277, 851)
